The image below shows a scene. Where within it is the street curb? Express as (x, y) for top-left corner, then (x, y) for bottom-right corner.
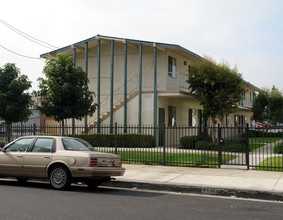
(102, 180), (283, 202)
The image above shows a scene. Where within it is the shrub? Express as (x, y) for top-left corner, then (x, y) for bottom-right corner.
(225, 136), (246, 144)
(195, 141), (217, 151)
(71, 133), (155, 148)
(223, 143), (246, 152)
(194, 141), (247, 152)
(180, 134), (212, 149)
(0, 141), (5, 148)
(273, 143), (283, 154)
(180, 136), (201, 149)
(249, 130), (283, 138)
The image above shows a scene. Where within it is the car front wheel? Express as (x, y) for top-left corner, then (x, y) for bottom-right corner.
(49, 166), (71, 190)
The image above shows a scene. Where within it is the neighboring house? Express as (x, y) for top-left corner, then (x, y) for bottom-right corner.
(40, 35), (259, 133)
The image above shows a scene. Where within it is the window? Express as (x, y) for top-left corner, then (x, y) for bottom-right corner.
(168, 56), (177, 78)
(62, 138), (95, 151)
(234, 115), (238, 126)
(226, 115), (230, 126)
(168, 106), (176, 126)
(234, 115), (246, 127)
(6, 138), (33, 152)
(189, 109), (197, 126)
(31, 138), (54, 152)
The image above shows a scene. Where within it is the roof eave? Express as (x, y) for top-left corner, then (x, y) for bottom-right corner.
(40, 34), (204, 60)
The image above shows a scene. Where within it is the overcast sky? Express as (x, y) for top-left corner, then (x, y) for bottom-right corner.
(0, 0), (282, 91)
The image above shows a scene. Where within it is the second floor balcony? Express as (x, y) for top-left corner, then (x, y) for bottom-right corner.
(96, 71), (254, 120)
(143, 72), (190, 93)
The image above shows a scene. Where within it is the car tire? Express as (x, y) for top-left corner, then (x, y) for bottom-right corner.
(49, 166), (71, 190)
(85, 180), (100, 190)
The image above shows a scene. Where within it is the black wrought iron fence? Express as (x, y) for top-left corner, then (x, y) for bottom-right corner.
(1, 123), (282, 171)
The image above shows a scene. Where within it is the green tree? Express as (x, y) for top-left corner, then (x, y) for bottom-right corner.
(252, 86), (283, 128)
(0, 63), (32, 141)
(36, 53), (97, 135)
(187, 57), (244, 141)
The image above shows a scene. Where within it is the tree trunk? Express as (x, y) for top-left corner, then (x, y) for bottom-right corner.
(5, 124), (12, 143)
(209, 118), (217, 144)
(61, 119), (65, 136)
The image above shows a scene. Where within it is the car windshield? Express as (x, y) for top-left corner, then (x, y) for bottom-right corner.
(62, 138), (96, 151)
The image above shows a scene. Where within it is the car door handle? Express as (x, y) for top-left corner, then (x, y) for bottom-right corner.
(17, 156), (23, 158)
(44, 156), (50, 159)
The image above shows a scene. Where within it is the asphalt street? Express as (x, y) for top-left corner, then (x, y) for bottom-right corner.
(0, 179), (282, 220)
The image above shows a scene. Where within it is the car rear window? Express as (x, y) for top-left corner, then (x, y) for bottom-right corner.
(62, 138), (95, 151)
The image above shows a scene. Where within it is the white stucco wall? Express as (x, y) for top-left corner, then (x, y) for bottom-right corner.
(63, 38), (257, 128)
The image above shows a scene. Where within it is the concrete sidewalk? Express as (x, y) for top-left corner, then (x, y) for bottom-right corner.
(105, 164), (283, 201)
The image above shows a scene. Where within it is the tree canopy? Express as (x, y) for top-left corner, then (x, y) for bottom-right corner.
(187, 57), (244, 126)
(0, 63), (32, 141)
(0, 63), (32, 124)
(252, 86), (283, 127)
(36, 53), (97, 129)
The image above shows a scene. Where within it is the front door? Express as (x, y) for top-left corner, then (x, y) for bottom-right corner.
(159, 108), (165, 146)
(0, 138), (34, 177)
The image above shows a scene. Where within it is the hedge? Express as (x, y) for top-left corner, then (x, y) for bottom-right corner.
(249, 130), (283, 138)
(195, 141), (217, 151)
(71, 133), (155, 148)
(193, 141), (247, 152)
(180, 135), (248, 152)
(273, 143), (283, 154)
(180, 135), (212, 149)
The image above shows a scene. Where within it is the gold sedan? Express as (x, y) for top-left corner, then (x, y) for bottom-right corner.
(0, 136), (125, 190)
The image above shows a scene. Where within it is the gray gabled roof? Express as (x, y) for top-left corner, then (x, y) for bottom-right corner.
(40, 34), (204, 60)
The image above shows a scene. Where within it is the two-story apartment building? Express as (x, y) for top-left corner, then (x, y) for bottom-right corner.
(40, 35), (259, 134)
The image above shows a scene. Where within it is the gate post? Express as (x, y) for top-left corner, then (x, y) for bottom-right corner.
(218, 124), (222, 168)
(245, 123), (250, 169)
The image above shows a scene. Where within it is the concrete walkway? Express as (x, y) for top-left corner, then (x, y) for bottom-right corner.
(105, 164), (283, 201)
(222, 140), (283, 167)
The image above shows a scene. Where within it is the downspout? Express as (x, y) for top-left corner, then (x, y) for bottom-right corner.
(124, 41), (127, 133)
(138, 43), (143, 133)
(97, 39), (101, 133)
(153, 43), (157, 143)
(110, 40), (114, 133)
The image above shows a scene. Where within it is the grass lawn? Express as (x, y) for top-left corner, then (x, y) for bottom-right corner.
(254, 156), (283, 171)
(102, 150), (237, 168)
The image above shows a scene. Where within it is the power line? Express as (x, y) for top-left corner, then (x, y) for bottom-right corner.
(0, 44), (44, 61)
(0, 18), (58, 50)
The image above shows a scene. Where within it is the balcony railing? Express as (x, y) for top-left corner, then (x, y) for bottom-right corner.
(143, 72), (189, 92)
(88, 72), (252, 124)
